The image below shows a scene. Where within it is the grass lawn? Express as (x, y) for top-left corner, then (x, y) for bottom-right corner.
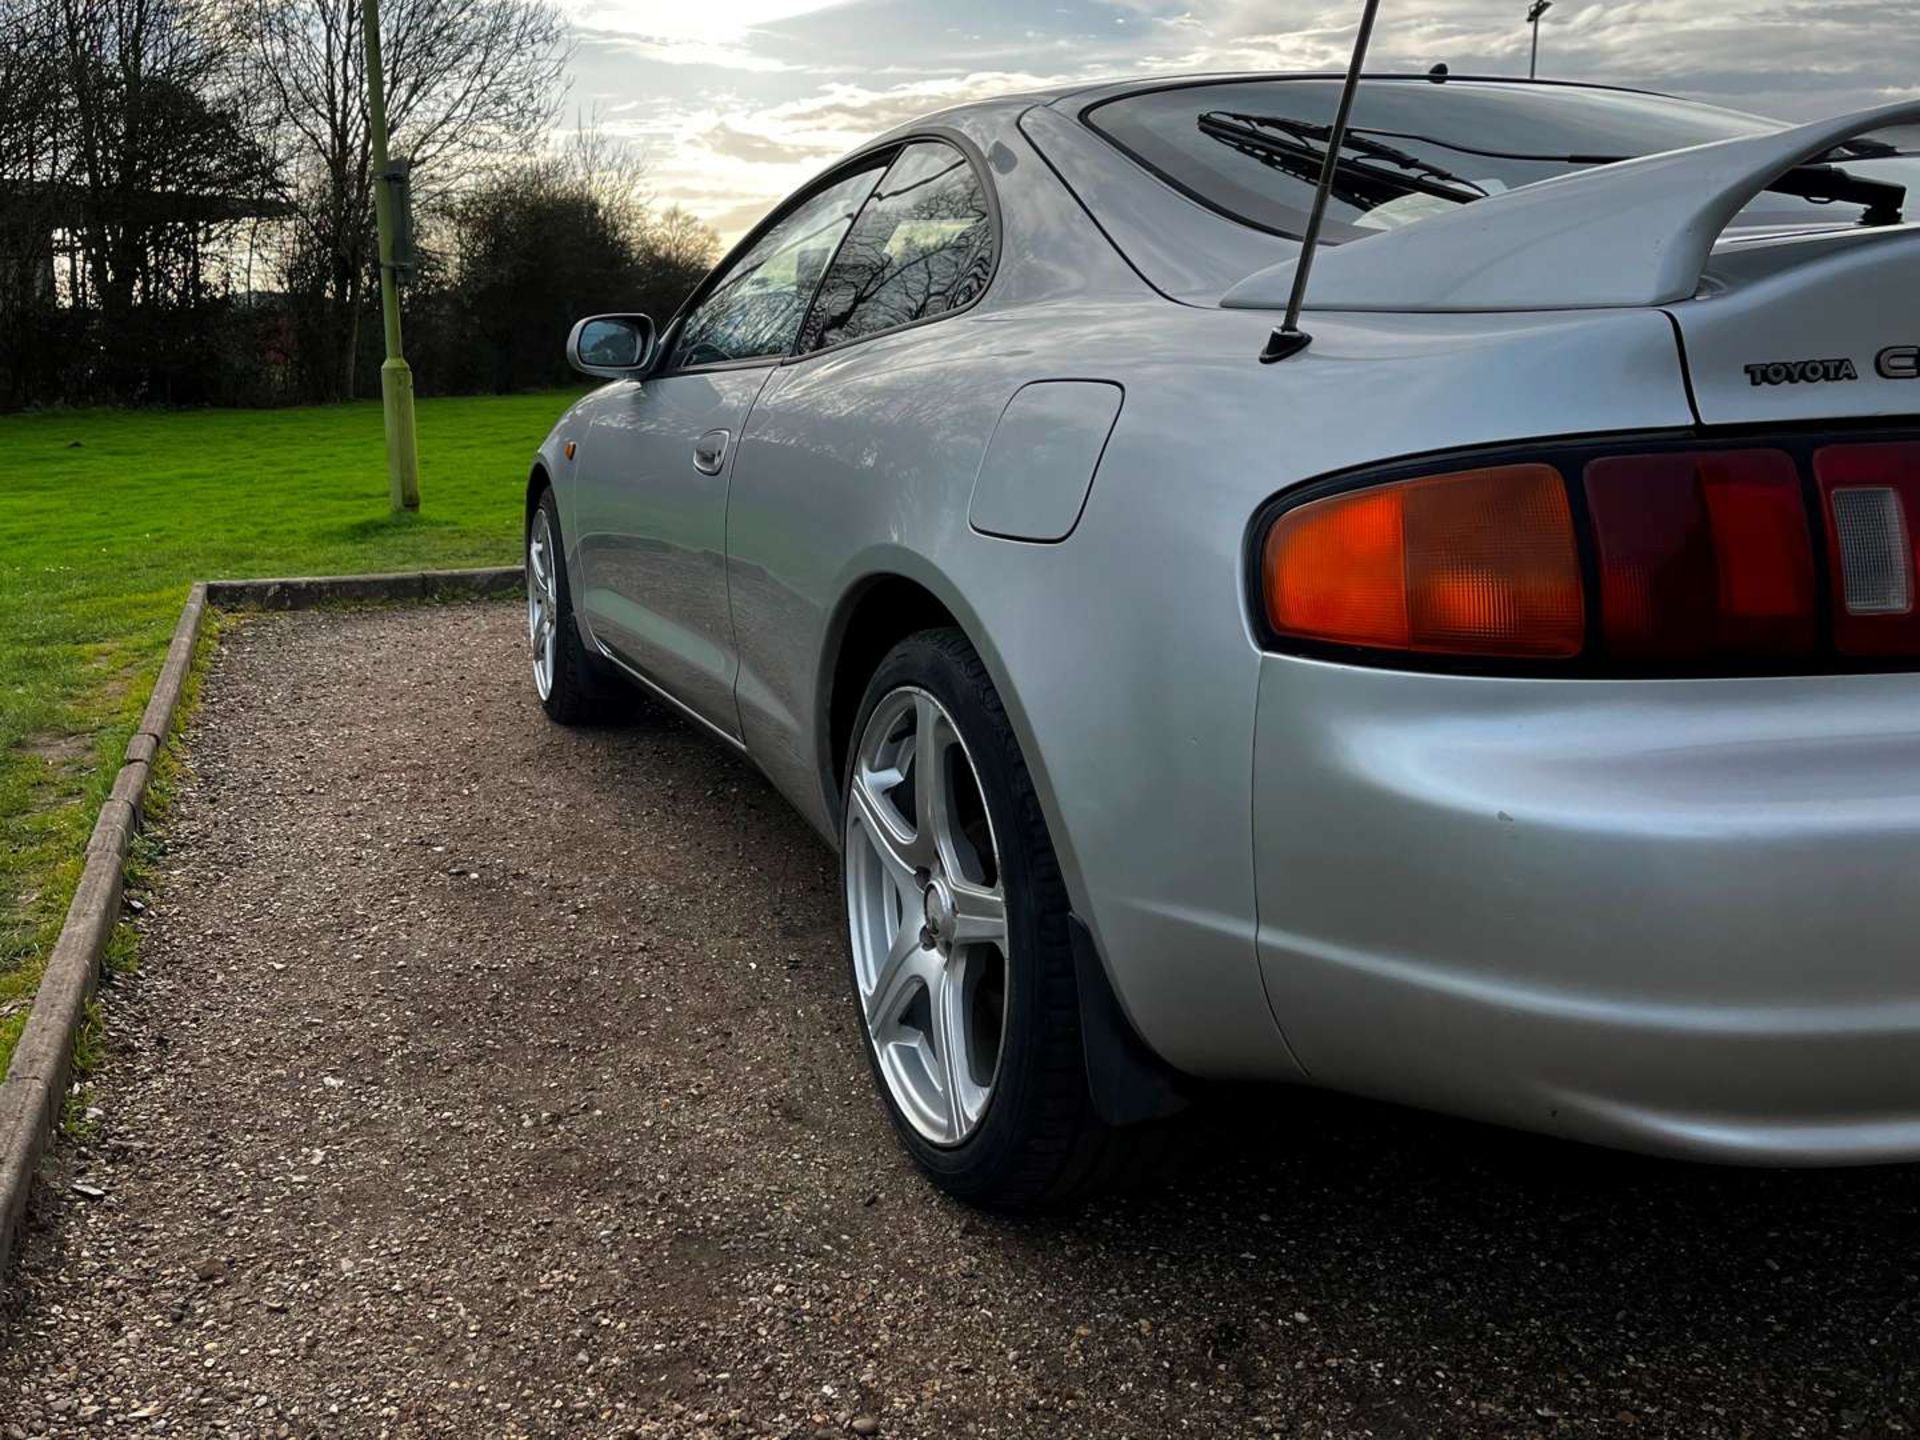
(0, 391), (583, 1076)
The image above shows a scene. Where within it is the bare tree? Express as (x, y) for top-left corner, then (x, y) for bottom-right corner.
(0, 0), (277, 402)
(0, 0), (66, 386)
(53, 0), (274, 316)
(539, 118), (720, 276)
(0, 0), (62, 189)
(544, 117), (652, 233)
(420, 123), (716, 392)
(237, 0), (568, 399)
(641, 204), (722, 275)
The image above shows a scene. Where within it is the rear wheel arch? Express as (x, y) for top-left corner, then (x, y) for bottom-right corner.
(836, 623), (1186, 1206)
(823, 571), (1192, 1141)
(821, 574), (963, 808)
(817, 567), (1070, 905)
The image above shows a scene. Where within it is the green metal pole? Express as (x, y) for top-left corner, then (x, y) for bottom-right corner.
(361, 0), (419, 512)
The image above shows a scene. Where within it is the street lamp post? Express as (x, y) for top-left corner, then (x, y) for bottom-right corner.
(1527, 0), (1553, 80)
(360, 0), (420, 513)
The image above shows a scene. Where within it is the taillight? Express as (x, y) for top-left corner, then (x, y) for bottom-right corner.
(1258, 433), (1920, 673)
(1263, 464), (1584, 658)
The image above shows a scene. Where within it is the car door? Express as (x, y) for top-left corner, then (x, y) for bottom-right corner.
(726, 139), (1001, 823)
(571, 162), (886, 734)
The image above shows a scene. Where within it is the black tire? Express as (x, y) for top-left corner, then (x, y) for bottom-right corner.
(527, 486), (622, 726)
(842, 628), (1167, 1211)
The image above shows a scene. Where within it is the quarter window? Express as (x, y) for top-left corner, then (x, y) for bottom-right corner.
(669, 165), (884, 369)
(799, 142), (993, 353)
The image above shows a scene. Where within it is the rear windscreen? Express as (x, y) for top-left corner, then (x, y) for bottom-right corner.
(1085, 79), (1786, 242)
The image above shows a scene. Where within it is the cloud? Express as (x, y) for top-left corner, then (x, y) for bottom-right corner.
(701, 123), (841, 164)
(704, 196), (785, 239)
(559, 0), (1920, 242)
(754, 71), (1093, 135)
(1156, 0), (1920, 115)
(569, 24), (798, 72)
(560, 0), (858, 48)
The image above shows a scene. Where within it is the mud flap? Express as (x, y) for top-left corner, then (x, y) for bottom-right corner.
(1070, 916), (1189, 1128)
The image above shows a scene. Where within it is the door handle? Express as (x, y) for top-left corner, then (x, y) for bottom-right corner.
(692, 428), (731, 476)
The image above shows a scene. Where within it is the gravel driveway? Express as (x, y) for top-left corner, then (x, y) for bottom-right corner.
(2, 601), (1917, 1439)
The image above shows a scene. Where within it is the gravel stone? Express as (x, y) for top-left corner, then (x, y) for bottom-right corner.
(2, 602), (1918, 1437)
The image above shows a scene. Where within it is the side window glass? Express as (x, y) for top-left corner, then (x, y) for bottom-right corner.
(799, 142), (993, 353)
(669, 165), (884, 369)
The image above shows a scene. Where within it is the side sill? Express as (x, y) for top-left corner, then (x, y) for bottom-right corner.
(594, 637), (750, 755)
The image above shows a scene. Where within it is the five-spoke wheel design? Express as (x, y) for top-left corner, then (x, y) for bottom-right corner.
(845, 686), (1009, 1146)
(526, 506), (560, 701)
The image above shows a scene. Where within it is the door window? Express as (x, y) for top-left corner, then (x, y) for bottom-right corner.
(799, 142), (994, 353)
(668, 165), (885, 369)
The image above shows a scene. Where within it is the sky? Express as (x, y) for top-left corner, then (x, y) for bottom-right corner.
(555, 0), (1920, 243)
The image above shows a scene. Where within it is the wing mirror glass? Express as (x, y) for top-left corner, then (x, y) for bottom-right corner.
(567, 314), (657, 379)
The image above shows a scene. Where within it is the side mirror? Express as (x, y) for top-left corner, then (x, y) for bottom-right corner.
(567, 314), (657, 379)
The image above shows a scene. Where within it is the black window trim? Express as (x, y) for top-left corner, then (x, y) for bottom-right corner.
(646, 126), (1003, 381)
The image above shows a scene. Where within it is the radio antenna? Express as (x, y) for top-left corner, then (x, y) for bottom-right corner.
(1261, 0), (1383, 363)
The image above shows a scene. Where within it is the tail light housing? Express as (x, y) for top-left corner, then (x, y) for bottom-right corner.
(1256, 430), (1920, 674)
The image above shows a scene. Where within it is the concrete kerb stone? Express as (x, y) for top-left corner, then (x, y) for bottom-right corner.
(135, 583), (205, 749)
(84, 799), (137, 864)
(4, 860), (126, 1103)
(0, 1077), (53, 1245)
(204, 565), (520, 611)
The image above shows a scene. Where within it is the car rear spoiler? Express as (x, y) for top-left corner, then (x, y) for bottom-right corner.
(1220, 99), (1920, 314)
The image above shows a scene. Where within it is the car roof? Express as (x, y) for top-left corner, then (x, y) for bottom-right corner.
(865, 72), (1708, 152)
(1038, 72), (1679, 113)
(869, 73), (1692, 147)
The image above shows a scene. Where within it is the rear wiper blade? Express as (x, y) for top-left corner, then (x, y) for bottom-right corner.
(1197, 111), (1485, 210)
(1341, 126), (1907, 226)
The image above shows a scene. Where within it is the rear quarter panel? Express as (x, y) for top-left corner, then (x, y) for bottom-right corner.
(728, 277), (1697, 1077)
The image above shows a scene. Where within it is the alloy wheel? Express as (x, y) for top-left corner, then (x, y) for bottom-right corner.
(526, 507), (559, 701)
(845, 687), (1010, 1146)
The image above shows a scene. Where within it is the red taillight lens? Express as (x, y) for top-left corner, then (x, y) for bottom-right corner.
(1263, 463), (1585, 658)
(1583, 449), (1815, 662)
(1261, 436), (1920, 671)
(1814, 442), (1920, 656)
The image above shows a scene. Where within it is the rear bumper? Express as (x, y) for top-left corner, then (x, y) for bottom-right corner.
(1253, 656), (1920, 1165)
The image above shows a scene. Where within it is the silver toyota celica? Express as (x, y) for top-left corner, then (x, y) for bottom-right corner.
(526, 72), (1920, 1210)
